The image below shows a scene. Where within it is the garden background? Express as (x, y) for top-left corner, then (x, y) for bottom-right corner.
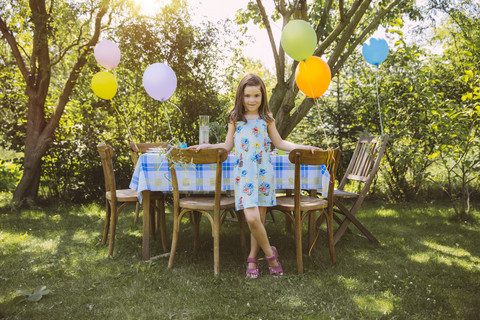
(0, 0), (479, 319)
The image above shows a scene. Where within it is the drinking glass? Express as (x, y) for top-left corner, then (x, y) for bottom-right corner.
(199, 115), (209, 144)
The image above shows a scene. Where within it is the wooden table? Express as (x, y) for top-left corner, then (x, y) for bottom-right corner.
(130, 152), (329, 260)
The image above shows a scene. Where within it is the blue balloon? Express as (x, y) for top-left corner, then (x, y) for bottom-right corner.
(362, 38), (389, 66)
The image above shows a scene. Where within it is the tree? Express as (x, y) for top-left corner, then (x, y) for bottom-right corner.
(423, 0), (480, 218)
(237, 0), (415, 138)
(0, 0), (114, 203)
(0, 0), (242, 202)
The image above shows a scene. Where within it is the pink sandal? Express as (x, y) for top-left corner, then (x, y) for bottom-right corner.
(265, 246), (283, 277)
(246, 258), (259, 279)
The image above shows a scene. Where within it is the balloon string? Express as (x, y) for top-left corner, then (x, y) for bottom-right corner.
(111, 100), (135, 142)
(166, 100), (184, 115)
(302, 61), (330, 148)
(161, 101), (174, 136)
(375, 66), (384, 135)
(110, 69), (135, 142)
(314, 98), (330, 149)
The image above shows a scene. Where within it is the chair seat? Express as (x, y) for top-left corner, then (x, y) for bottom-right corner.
(275, 195), (328, 211)
(334, 189), (359, 198)
(106, 189), (138, 202)
(106, 189), (164, 202)
(180, 196), (235, 211)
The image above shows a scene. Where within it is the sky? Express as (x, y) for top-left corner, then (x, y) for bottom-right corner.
(134, 0), (288, 70)
(191, 0), (283, 70)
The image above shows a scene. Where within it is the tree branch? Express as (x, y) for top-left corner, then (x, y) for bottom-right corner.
(256, 0), (283, 81)
(315, 0), (334, 40)
(0, 17), (30, 83)
(314, 0), (364, 56)
(328, 0), (372, 68)
(44, 1), (109, 137)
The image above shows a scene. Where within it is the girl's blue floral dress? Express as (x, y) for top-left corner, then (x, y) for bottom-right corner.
(233, 119), (276, 210)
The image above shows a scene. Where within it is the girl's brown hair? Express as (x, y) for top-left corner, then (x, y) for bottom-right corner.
(228, 73), (274, 124)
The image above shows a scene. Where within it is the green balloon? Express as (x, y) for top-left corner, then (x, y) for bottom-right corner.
(281, 20), (317, 62)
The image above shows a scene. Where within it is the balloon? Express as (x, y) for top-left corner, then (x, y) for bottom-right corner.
(143, 63), (177, 101)
(362, 38), (389, 66)
(280, 20), (317, 62)
(94, 40), (121, 69)
(295, 56), (331, 98)
(91, 71), (117, 100)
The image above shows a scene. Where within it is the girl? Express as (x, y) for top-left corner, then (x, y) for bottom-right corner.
(188, 73), (320, 278)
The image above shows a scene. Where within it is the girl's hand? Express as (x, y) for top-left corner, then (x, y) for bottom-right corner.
(186, 144), (210, 152)
(307, 146), (322, 154)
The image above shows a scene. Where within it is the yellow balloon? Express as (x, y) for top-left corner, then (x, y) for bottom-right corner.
(295, 56), (331, 98)
(91, 71), (117, 100)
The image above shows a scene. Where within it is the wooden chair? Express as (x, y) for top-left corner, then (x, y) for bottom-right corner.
(167, 148), (241, 275)
(97, 143), (165, 256)
(272, 148), (341, 274)
(332, 135), (389, 245)
(129, 141), (171, 252)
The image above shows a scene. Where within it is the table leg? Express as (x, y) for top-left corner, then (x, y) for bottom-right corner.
(142, 190), (151, 261)
(308, 190), (318, 249)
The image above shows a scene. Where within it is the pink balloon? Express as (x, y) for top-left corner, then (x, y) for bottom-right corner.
(94, 40), (121, 69)
(143, 63), (177, 101)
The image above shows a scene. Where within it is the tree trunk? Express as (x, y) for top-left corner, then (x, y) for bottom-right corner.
(13, 156), (42, 203)
(1, 0), (109, 204)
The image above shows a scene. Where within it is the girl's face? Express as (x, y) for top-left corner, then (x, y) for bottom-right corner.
(243, 85), (262, 114)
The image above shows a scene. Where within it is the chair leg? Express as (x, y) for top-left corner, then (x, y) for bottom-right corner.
(341, 209), (379, 244)
(294, 209), (303, 274)
(237, 210), (247, 259)
(102, 199), (111, 245)
(213, 210), (220, 276)
(156, 198), (168, 253)
(168, 207), (179, 269)
(307, 210), (316, 250)
(285, 215), (292, 232)
(108, 202), (118, 256)
(326, 210), (336, 263)
(284, 190), (292, 232)
(193, 211), (201, 252)
(134, 202), (140, 223)
(267, 208), (275, 222)
(334, 198), (379, 244)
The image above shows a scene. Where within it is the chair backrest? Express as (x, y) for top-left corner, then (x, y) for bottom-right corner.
(167, 148), (228, 208)
(97, 143), (117, 199)
(337, 135), (389, 194)
(129, 141), (170, 166)
(289, 148), (342, 206)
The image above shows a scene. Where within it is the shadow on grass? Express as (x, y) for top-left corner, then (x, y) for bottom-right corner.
(1, 199), (479, 319)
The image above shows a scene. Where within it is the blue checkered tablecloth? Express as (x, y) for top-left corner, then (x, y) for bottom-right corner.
(130, 152), (329, 203)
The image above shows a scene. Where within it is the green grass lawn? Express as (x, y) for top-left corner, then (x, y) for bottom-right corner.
(0, 195), (479, 319)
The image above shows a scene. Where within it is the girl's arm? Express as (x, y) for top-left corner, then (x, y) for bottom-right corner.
(186, 122), (235, 152)
(267, 120), (321, 153)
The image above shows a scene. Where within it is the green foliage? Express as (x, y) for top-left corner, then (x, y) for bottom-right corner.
(0, 52), (27, 152)
(421, 1), (480, 218)
(291, 5), (480, 207)
(0, 161), (22, 192)
(0, 148), (22, 192)
(0, 0), (243, 202)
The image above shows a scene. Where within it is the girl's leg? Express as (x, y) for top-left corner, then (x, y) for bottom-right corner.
(247, 206), (267, 270)
(244, 206), (280, 271)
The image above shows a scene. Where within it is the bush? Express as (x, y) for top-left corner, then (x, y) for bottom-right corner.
(0, 148), (22, 192)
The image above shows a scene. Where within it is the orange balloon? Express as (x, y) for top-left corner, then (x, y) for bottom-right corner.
(295, 56), (331, 98)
